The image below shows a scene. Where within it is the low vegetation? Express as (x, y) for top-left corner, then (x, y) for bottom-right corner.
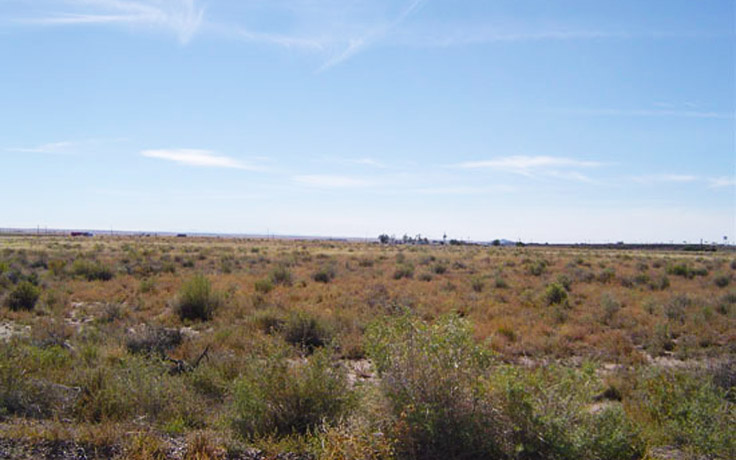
(0, 234), (733, 459)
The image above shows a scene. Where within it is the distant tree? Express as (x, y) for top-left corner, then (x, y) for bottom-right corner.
(378, 234), (390, 244)
(491, 239), (501, 246)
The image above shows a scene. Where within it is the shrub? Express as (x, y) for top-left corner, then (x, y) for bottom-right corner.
(366, 314), (506, 459)
(269, 265), (293, 286)
(557, 274), (573, 291)
(5, 281), (40, 311)
(471, 276), (484, 292)
(598, 267), (616, 283)
(666, 263), (708, 279)
(665, 295), (690, 323)
(283, 312), (332, 352)
(528, 260), (546, 276)
(600, 293), (622, 325)
(312, 266), (336, 283)
(649, 275), (670, 291)
(392, 264), (414, 280)
(71, 259), (114, 281)
(544, 282), (568, 306)
(489, 364), (643, 460)
(432, 263), (447, 274)
(47, 259), (67, 277)
(0, 344), (61, 418)
(73, 355), (204, 426)
(174, 274), (221, 321)
(630, 368), (735, 458)
(251, 308), (286, 334)
(125, 325), (183, 356)
(231, 349), (354, 438)
(254, 278), (274, 294)
(714, 274), (731, 288)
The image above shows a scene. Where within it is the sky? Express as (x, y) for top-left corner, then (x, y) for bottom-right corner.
(0, 0), (734, 243)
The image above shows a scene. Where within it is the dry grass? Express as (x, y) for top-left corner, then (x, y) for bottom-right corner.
(0, 235), (734, 459)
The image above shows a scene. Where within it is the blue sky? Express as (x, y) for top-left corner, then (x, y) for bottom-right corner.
(1, 0), (734, 243)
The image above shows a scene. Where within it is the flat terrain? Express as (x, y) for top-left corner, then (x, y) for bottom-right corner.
(0, 235), (734, 459)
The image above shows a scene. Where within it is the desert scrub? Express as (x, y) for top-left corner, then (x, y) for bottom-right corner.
(366, 314), (506, 459)
(629, 368), (735, 458)
(0, 343), (66, 418)
(528, 259), (547, 276)
(269, 265), (293, 286)
(312, 265), (336, 283)
(71, 259), (114, 281)
(488, 364), (644, 460)
(544, 282), (568, 306)
(471, 276), (484, 292)
(714, 273), (731, 288)
(231, 348), (354, 438)
(5, 280), (40, 311)
(125, 325), (183, 356)
(282, 311), (332, 352)
(73, 355), (205, 427)
(599, 292), (622, 325)
(666, 263), (708, 279)
(254, 278), (274, 294)
(392, 264), (414, 280)
(174, 274), (221, 321)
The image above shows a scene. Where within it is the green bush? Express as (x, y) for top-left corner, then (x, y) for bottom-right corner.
(174, 274), (221, 321)
(283, 312), (332, 352)
(5, 281), (40, 311)
(393, 264), (414, 280)
(489, 364), (644, 460)
(312, 266), (335, 283)
(73, 355), (204, 426)
(666, 263), (709, 279)
(231, 348), (354, 438)
(528, 260), (547, 276)
(0, 344), (60, 418)
(254, 278), (274, 294)
(269, 265), (293, 286)
(544, 282), (568, 306)
(432, 263), (448, 274)
(366, 314), (506, 459)
(366, 314), (645, 460)
(631, 368), (735, 458)
(71, 259), (114, 281)
(600, 292), (622, 325)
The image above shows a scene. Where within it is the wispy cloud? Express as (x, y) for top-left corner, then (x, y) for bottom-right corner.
(294, 174), (374, 188)
(391, 26), (730, 48)
(317, 0), (427, 71)
(632, 174), (700, 184)
(408, 185), (517, 195)
(322, 156), (387, 168)
(6, 138), (126, 154)
(549, 107), (733, 119)
(18, 0), (205, 44)
(456, 155), (602, 176)
(7, 141), (77, 154)
(708, 177), (736, 188)
(141, 149), (263, 170)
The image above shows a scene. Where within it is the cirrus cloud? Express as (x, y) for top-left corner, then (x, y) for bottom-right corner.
(141, 149), (263, 171)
